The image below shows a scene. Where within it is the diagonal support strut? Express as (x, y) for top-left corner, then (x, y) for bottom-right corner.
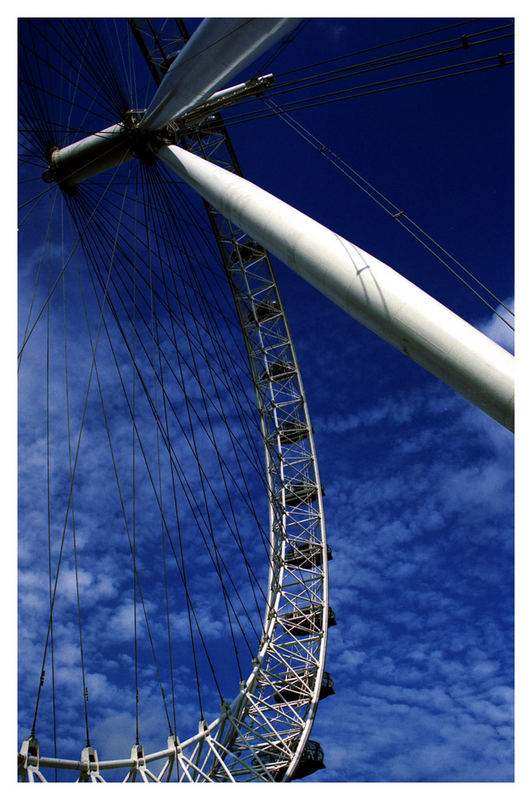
(155, 143), (514, 432)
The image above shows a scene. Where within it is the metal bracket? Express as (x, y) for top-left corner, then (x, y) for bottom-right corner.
(79, 745), (105, 783)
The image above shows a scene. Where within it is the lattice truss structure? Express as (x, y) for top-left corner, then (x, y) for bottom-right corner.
(18, 17), (335, 783)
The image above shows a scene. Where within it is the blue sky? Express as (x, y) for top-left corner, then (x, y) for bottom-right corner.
(15, 14), (517, 785)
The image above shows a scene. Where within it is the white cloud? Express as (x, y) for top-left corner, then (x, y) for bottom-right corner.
(478, 297), (514, 353)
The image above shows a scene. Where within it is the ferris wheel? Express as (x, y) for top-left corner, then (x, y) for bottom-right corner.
(18, 18), (514, 783)
(18, 17), (335, 783)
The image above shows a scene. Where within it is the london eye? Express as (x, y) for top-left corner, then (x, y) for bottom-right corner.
(18, 17), (514, 782)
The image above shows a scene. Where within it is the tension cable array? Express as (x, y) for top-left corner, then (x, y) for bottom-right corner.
(19, 28), (281, 745)
(263, 99), (514, 331)
(216, 22), (514, 126)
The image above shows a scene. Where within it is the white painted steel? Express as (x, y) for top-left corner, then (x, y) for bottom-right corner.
(49, 124), (132, 186)
(157, 144), (514, 431)
(176, 75), (274, 124)
(140, 18), (300, 131)
(200, 81), (248, 102)
(45, 75), (275, 188)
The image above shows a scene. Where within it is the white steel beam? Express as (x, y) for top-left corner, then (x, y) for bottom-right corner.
(157, 144), (514, 432)
(42, 77), (274, 189)
(140, 18), (300, 131)
(44, 124), (132, 188)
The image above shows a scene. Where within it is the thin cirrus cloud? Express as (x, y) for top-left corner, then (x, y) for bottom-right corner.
(301, 301), (513, 780)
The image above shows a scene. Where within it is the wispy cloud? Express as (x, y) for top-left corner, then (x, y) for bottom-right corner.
(304, 342), (513, 780)
(478, 297), (514, 353)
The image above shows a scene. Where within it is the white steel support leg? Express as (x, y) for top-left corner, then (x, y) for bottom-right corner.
(156, 144), (514, 432)
(140, 18), (300, 131)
